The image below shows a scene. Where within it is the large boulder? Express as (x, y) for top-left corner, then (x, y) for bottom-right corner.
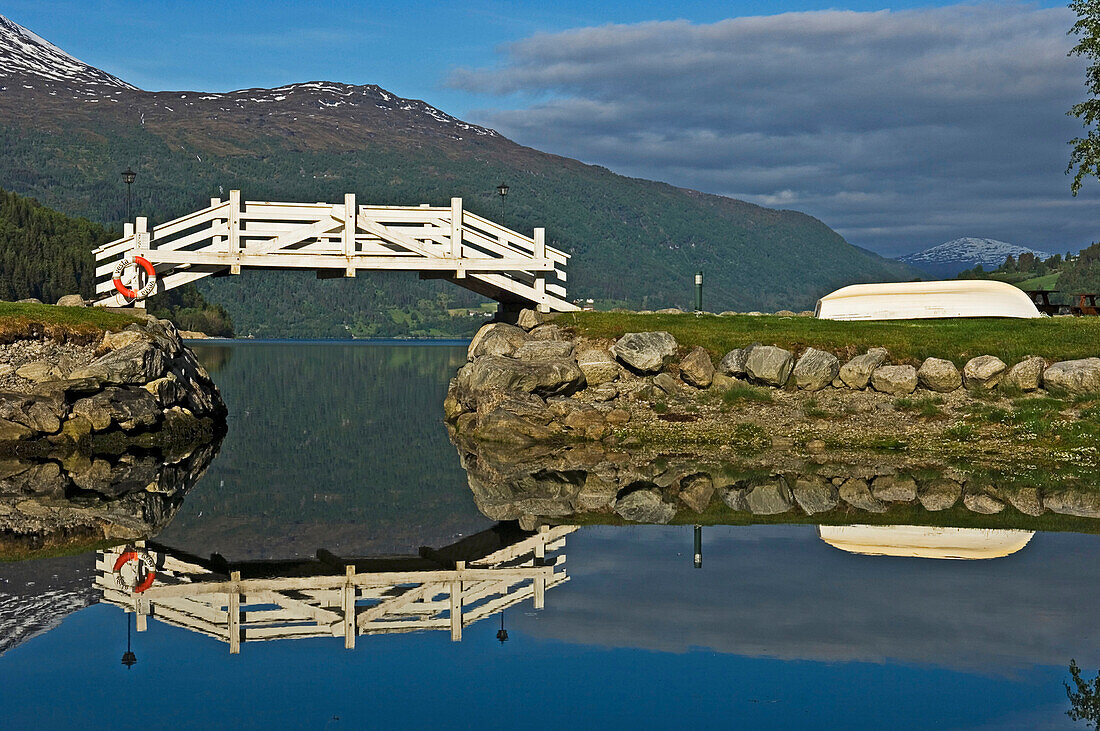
(718, 344), (759, 377)
(870, 474), (917, 502)
(963, 492), (1005, 514)
(679, 347), (715, 388)
(473, 408), (556, 444)
(870, 365), (918, 396)
(455, 355), (586, 399)
(69, 340), (168, 385)
(745, 478), (792, 514)
(611, 332), (678, 374)
(528, 324), (564, 341)
(679, 473), (715, 513)
(839, 348), (889, 389)
(1003, 357), (1045, 392)
(839, 478), (887, 513)
(1044, 489), (1100, 518)
(744, 346), (794, 387)
(71, 387), (160, 432)
(100, 330), (147, 351)
(575, 348), (623, 385)
(516, 308), (555, 331)
(917, 358), (961, 393)
(1043, 358), (1100, 395)
(467, 322), (528, 360)
(512, 340), (574, 361)
(962, 355), (1007, 390)
(615, 488), (676, 524)
(917, 478), (961, 511)
(15, 361), (62, 382)
(791, 476), (839, 514)
(0, 392), (65, 431)
(792, 348), (840, 391)
(562, 406), (609, 440)
(56, 294), (85, 307)
(1003, 487), (1044, 516)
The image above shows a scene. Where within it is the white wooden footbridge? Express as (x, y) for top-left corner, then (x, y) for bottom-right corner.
(96, 525), (574, 654)
(93, 190), (579, 312)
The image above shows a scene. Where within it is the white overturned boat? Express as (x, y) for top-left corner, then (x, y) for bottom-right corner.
(818, 525), (1035, 560)
(815, 280), (1041, 320)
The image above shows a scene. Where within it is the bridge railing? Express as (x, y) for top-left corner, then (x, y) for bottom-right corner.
(95, 526), (574, 653)
(93, 191), (577, 312)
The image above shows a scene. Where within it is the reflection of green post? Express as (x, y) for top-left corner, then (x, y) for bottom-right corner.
(694, 524), (702, 569)
(694, 271), (703, 313)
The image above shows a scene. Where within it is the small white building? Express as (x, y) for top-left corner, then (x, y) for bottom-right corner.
(815, 280), (1041, 321)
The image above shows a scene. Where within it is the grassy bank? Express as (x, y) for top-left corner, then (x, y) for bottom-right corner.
(0, 302), (142, 343)
(560, 311), (1100, 365)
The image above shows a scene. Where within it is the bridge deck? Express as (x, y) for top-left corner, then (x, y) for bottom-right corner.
(94, 190), (579, 312)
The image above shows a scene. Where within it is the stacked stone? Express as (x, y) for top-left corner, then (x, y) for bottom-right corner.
(0, 316), (227, 448)
(455, 435), (1100, 525)
(446, 310), (1100, 445)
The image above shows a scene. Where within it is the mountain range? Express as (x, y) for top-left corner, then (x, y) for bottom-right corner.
(0, 14), (914, 336)
(897, 237), (1054, 279)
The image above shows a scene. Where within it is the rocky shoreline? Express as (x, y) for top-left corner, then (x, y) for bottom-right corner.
(0, 314), (226, 455)
(451, 435), (1100, 527)
(444, 311), (1100, 448)
(0, 309), (228, 553)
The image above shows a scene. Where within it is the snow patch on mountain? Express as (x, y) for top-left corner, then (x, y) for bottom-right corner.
(0, 14), (135, 89)
(897, 237), (1054, 277)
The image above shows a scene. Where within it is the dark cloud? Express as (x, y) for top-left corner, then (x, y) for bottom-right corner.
(450, 5), (1099, 256)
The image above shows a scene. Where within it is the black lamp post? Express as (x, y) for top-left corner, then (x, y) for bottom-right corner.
(496, 182), (509, 227)
(122, 167), (137, 223)
(496, 611), (509, 644)
(121, 612), (137, 669)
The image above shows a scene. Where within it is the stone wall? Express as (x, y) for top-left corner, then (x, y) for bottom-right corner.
(452, 436), (1100, 527)
(444, 311), (1100, 445)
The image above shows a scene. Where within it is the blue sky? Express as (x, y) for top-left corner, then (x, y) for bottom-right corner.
(3, 1), (1094, 255)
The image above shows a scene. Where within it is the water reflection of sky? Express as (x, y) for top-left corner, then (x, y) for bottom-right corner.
(0, 523), (1095, 729)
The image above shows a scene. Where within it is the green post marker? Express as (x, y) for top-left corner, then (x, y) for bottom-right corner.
(694, 271), (703, 312)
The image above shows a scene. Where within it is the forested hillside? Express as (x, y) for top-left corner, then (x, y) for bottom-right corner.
(0, 17), (916, 336)
(958, 243), (1100, 304)
(0, 188), (233, 335)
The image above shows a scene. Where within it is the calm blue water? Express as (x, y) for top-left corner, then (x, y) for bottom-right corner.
(1, 342), (1098, 730)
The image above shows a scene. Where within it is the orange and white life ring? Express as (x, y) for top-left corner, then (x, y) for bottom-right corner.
(113, 549), (157, 593)
(112, 256), (157, 300)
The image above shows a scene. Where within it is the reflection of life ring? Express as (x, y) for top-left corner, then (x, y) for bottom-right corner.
(112, 256), (157, 300)
(113, 549), (157, 593)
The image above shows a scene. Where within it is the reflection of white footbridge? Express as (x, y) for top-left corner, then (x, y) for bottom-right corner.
(96, 525), (574, 654)
(93, 191), (579, 312)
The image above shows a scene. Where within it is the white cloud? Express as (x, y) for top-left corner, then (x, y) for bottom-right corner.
(450, 4), (1099, 255)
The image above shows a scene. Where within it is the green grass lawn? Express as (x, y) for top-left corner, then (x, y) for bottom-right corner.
(559, 311), (1100, 365)
(0, 301), (142, 343)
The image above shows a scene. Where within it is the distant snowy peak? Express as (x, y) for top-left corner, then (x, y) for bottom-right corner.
(148, 81), (497, 137)
(898, 237), (1053, 277)
(0, 14), (135, 89)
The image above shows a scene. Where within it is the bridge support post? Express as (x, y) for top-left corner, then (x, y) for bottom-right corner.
(342, 564), (356, 649)
(228, 190), (241, 275)
(133, 217), (150, 309)
(533, 227), (548, 313)
(343, 193), (356, 278)
(450, 560), (464, 642)
(449, 197), (462, 258)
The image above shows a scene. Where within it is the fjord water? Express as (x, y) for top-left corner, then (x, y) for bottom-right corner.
(2, 342), (1100, 729)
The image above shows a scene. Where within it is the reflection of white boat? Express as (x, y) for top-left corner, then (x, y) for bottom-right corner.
(815, 280), (1041, 320)
(819, 525), (1035, 560)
